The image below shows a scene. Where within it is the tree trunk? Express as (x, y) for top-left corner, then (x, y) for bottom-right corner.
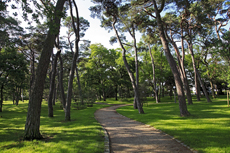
(153, 0), (190, 116)
(13, 92), (15, 105)
(148, 44), (159, 103)
(168, 33), (193, 105)
(75, 65), (83, 105)
(118, 85), (122, 99)
(102, 85), (106, 101)
(65, 44), (78, 121)
(159, 82), (161, 102)
(21, 89), (24, 102)
(24, 0), (66, 140)
(187, 41), (211, 102)
(112, 18), (144, 114)
(29, 50), (35, 98)
(58, 54), (66, 109)
(0, 85), (3, 112)
(210, 80), (216, 99)
(132, 26), (139, 109)
(15, 87), (20, 106)
(65, 0), (80, 121)
(52, 80), (58, 105)
(115, 85), (118, 100)
(48, 51), (60, 117)
(215, 84), (219, 97)
(195, 72), (201, 100)
(162, 83), (164, 97)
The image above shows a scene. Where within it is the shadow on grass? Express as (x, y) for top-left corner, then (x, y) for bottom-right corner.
(0, 102), (108, 153)
(116, 95), (230, 152)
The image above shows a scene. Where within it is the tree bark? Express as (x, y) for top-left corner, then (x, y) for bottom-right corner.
(29, 50), (35, 98)
(115, 85), (118, 100)
(48, 51), (60, 117)
(167, 31), (193, 105)
(153, 0), (190, 116)
(65, 0), (80, 121)
(148, 44), (159, 103)
(210, 80), (215, 98)
(52, 80), (58, 105)
(187, 41), (211, 102)
(195, 71), (201, 100)
(24, 0), (66, 140)
(15, 87), (20, 106)
(21, 89), (24, 102)
(58, 54), (66, 109)
(129, 25), (139, 109)
(102, 83), (106, 101)
(75, 65), (83, 105)
(112, 18), (144, 114)
(180, 37), (193, 104)
(0, 85), (3, 112)
(13, 92), (15, 105)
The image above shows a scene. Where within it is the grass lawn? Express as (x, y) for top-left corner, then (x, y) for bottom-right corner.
(0, 100), (109, 153)
(116, 95), (230, 153)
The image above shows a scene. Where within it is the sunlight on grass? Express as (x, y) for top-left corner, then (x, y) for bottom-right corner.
(117, 95), (230, 153)
(0, 100), (108, 153)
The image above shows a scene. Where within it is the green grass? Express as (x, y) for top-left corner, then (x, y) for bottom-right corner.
(96, 97), (133, 105)
(0, 100), (109, 153)
(116, 95), (230, 153)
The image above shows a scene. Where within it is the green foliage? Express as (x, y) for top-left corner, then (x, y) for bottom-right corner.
(117, 95), (230, 153)
(62, 16), (90, 38)
(0, 100), (108, 153)
(0, 47), (28, 91)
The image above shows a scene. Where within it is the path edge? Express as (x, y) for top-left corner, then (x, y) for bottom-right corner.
(116, 107), (198, 153)
(94, 108), (111, 153)
(101, 126), (110, 153)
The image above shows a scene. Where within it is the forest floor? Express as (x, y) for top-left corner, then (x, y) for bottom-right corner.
(95, 104), (196, 153)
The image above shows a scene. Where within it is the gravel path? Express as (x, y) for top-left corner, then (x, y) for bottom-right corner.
(95, 104), (195, 153)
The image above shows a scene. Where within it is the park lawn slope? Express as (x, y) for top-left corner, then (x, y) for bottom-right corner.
(0, 100), (108, 153)
(117, 96), (230, 153)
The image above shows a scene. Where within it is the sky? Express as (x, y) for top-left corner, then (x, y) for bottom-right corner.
(7, 0), (229, 50)
(75, 0), (141, 49)
(8, 0), (137, 50)
(74, 0), (121, 49)
(58, 0), (142, 50)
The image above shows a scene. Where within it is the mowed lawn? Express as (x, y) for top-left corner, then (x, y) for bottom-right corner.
(0, 100), (109, 153)
(117, 95), (230, 153)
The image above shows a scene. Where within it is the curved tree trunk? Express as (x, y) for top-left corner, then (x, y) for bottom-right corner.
(166, 28), (193, 105)
(153, 0), (190, 116)
(65, 46), (78, 121)
(65, 0), (80, 121)
(112, 18), (144, 114)
(24, 0), (66, 140)
(187, 41), (211, 102)
(210, 80), (215, 98)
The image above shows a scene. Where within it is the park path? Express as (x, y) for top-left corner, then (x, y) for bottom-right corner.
(94, 104), (195, 153)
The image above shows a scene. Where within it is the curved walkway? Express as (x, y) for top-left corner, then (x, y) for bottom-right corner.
(95, 104), (196, 153)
